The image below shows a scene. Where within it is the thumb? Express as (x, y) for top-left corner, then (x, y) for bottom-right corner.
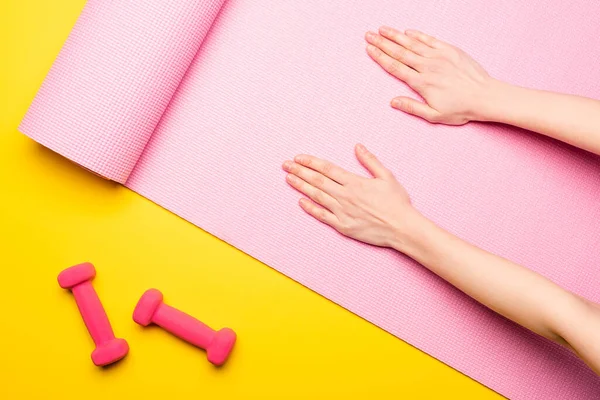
(391, 96), (440, 123)
(355, 144), (393, 179)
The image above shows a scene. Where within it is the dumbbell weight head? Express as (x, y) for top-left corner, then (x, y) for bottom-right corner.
(58, 262), (96, 289)
(132, 288), (164, 326)
(91, 338), (130, 366)
(207, 328), (236, 366)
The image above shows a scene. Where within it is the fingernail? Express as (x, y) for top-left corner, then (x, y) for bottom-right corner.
(391, 99), (401, 108)
(366, 44), (377, 54)
(294, 155), (304, 163)
(357, 144), (366, 152)
(282, 160), (292, 171)
(286, 174), (297, 183)
(380, 26), (391, 34)
(365, 31), (375, 41)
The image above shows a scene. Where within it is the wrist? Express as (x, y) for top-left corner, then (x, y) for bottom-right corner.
(387, 209), (432, 255)
(471, 78), (516, 123)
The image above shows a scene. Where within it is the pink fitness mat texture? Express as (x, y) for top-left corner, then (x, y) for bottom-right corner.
(20, 0), (600, 398)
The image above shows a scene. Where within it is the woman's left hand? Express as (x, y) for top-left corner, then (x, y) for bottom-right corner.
(282, 144), (423, 249)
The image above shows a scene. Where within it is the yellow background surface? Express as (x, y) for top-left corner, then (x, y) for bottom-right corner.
(0, 1), (500, 398)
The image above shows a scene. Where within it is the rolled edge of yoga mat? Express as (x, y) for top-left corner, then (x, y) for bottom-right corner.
(19, 0), (227, 183)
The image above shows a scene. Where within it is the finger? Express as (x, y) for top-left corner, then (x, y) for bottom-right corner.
(366, 44), (420, 85)
(282, 160), (342, 196)
(404, 29), (446, 49)
(299, 198), (340, 228)
(299, 198), (339, 227)
(286, 174), (339, 211)
(365, 33), (423, 72)
(391, 97), (441, 123)
(293, 154), (351, 185)
(354, 144), (393, 180)
(378, 26), (432, 56)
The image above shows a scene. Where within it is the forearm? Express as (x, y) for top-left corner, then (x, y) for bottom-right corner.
(478, 80), (600, 155)
(282, 142), (600, 373)
(393, 212), (600, 373)
(393, 213), (574, 343)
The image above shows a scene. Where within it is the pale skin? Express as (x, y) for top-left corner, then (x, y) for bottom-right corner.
(282, 26), (600, 374)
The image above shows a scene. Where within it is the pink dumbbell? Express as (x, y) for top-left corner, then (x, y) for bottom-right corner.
(58, 263), (129, 366)
(133, 289), (236, 366)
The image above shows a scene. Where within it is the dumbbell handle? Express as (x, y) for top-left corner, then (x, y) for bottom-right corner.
(72, 281), (116, 346)
(152, 303), (215, 349)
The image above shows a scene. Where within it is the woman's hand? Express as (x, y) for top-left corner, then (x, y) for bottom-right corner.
(282, 144), (423, 249)
(365, 26), (496, 125)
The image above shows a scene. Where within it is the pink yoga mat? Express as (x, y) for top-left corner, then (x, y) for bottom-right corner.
(20, 0), (600, 398)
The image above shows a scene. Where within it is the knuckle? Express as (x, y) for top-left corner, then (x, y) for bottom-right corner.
(340, 222), (357, 236)
(387, 60), (400, 74)
(420, 75), (435, 88)
(304, 201), (314, 212)
(346, 195), (358, 207)
(444, 47), (460, 61)
(317, 209), (327, 221)
(289, 163), (300, 173)
(313, 173), (326, 188)
(370, 46), (382, 57)
(391, 47), (406, 61)
(425, 60), (441, 73)
(349, 179), (363, 190)
(388, 31), (400, 41)
(420, 47), (434, 57)
(409, 42), (431, 57)
(337, 220), (349, 233)
(405, 38), (419, 51)
(431, 58), (450, 73)
(313, 190), (324, 204)
(427, 36), (439, 46)
(425, 35), (440, 46)
(394, 35), (408, 48)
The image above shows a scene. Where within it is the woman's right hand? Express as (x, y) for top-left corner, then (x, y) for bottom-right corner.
(365, 26), (498, 125)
